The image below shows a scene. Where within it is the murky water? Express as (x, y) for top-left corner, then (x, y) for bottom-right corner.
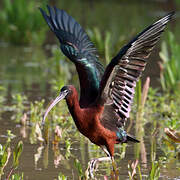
(0, 0), (180, 179)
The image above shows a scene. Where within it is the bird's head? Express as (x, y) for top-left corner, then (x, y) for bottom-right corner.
(43, 85), (73, 124)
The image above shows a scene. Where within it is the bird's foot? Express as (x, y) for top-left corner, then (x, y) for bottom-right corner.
(86, 157), (112, 179)
(86, 158), (99, 179)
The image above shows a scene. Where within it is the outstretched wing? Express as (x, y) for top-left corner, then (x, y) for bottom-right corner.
(97, 12), (174, 132)
(40, 6), (104, 107)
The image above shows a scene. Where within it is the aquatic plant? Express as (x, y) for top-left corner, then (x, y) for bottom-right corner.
(0, 0), (47, 45)
(87, 27), (128, 64)
(128, 159), (139, 180)
(159, 31), (180, 92)
(29, 100), (45, 144)
(133, 77), (150, 163)
(128, 139), (161, 180)
(148, 136), (160, 180)
(48, 46), (73, 92)
(0, 138), (11, 178)
(11, 94), (27, 123)
(0, 86), (6, 116)
(74, 159), (84, 179)
(0, 131), (23, 179)
(9, 173), (24, 180)
(57, 172), (67, 180)
(30, 99), (45, 124)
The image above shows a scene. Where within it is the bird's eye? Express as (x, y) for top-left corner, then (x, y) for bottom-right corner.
(64, 89), (68, 93)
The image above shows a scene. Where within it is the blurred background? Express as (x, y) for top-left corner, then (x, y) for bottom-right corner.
(0, 0), (180, 179)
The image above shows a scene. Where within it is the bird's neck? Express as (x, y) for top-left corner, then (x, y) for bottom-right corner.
(66, 94), (80, 112)
(75, 62), (101, 107)
(65, 87), (81, 119)
(66, 89), (87, 131)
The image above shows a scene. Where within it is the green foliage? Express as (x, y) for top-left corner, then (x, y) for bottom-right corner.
(13, 141), (23, 168)
(135, 80), (142, 109)
(0, 0), (47, 45)
(87, 28), (104, 54)
(65, 138), (72, 160)
(57, 172), (67, 180)
(87, 27), (127, 65)
(6, 130), (16, 143)
(0, 143), (11, 177)
(48, 46), (72, 91)
(0, 86), (6, 114)
(29, 100), (45, 144)
(30, 99), (45, 124)
(148, 138), (160, 180)
(74, 159), (84, 179)
(10, 173), (24, 180)
(0, 131), (23, 179)
(12, 94), (27, 123)
(148, 160), (160, 180)
(159, 32), (180, 92)
(145, 89), (180, 131)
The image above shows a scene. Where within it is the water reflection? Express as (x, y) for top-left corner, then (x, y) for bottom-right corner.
(34, 145), (44, 171)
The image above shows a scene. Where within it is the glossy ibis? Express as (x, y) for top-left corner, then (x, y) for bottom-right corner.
(40, 6), (174, 177)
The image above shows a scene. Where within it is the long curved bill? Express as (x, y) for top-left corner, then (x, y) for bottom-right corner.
(42, 92), (67, 125)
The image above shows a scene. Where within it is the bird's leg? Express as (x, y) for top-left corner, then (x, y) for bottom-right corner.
(86, 146), (112, 179)
(111, 156), (119, 178)
(103, 145), (119, 176)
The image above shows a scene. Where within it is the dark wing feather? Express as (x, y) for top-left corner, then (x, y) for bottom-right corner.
(98, 12), (174, 133)
(40, 6), (104, 107)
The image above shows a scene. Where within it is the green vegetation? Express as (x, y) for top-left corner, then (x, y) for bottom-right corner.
(0, 1), (180, 178)
(87, 27), (128, 64)
(11, 94), (27, 123)
(0, 0), (47, 45)
(0, 30), (180, 178)
(159, 32), (180, 92)
(1, 74), (179, 179)
(57, 173), (67, 180)
(47, 46), (73, 92)
(0, 131), (23, 179)
(10, 173), (24, 180)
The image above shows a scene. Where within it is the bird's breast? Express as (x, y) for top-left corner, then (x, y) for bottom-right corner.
(70, 106), (117, 146)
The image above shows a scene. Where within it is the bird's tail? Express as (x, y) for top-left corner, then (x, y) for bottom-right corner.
(116, 128), (139, 143)
(127, 134), (140, 143)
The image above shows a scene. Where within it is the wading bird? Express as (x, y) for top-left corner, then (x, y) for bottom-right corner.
(40, 6), (174, 177)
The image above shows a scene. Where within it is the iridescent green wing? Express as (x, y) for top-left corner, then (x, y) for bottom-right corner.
(40, 6), (104, 107)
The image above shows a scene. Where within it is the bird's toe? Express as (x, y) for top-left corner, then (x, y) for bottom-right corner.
(86, 158), (99, 179)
